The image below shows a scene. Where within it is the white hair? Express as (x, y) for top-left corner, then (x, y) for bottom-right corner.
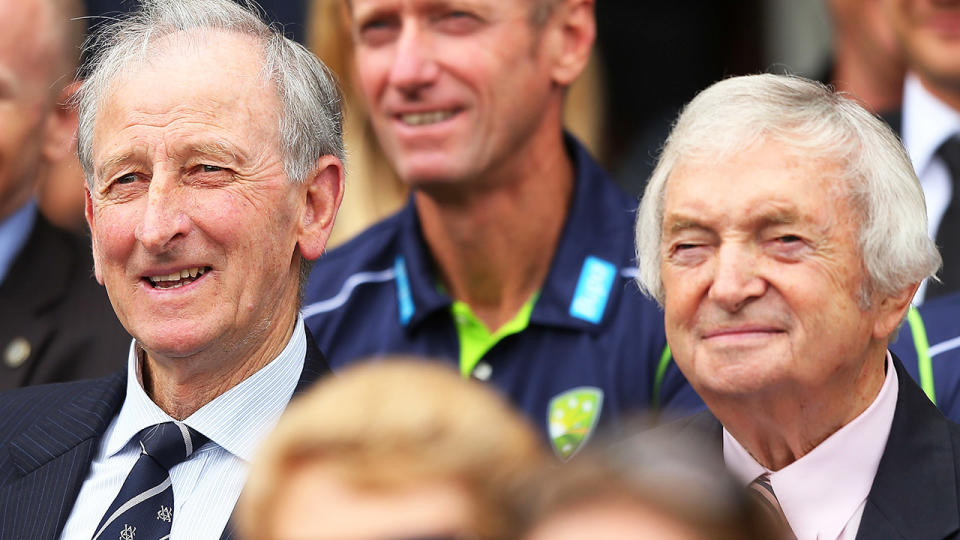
(74, 0), (344, 186)
(635, 73), (940, 307)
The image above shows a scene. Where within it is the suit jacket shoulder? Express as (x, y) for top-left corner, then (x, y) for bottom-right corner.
(0, 374), (125, 539)
(858, 356), (960, 539)
(0, 329), (329, 540)
(660, 356), (960, 539)
(0, 212), (130, 389)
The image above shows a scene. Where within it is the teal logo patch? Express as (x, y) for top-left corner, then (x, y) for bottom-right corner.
(569, 256), (616, 324)
(394, 256), (414, 325)
(548, 387), (603, 460)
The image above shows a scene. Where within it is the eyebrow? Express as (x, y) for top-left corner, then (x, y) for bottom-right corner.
(189, 141), (243, 163)
(96, 151), (138, 183)
(664, 209), (799, 236)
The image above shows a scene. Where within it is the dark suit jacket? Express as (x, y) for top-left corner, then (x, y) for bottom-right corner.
(0, 211), (130, 390)
(0, 331), (332, 540)
(672, 356), (960, 539)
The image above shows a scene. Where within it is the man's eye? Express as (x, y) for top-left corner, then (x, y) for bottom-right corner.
(200, 164), (223, 173)
(115, 173), (138, 185)
(777, 235), (801, 243)
(358, 17), (399, 45)
(436, 10), (480, 33)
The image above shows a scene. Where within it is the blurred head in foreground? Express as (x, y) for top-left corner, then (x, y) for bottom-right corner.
(519, 429), (778, 540)
(240, 358), (545, 540)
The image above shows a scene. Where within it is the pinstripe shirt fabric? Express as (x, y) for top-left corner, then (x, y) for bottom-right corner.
(59, 319), (307, 540)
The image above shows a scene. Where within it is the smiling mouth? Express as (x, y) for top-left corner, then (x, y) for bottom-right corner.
(398, 110), (457, 126)
(145, 266), (211, 289)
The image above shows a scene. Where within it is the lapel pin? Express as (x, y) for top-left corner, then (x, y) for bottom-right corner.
(4, 337), (30, 368)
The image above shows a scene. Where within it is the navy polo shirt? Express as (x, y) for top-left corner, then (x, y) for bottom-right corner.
(302, 136), (703, 446)
(890, 292), (960, 422)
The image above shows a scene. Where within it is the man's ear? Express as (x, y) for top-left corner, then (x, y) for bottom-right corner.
(42, 80), (81, 162)
(84, 186), (105, 284)
(297, 155), (345, 261)
(873, 282), (921, 340)
(546, 0), (596, 87)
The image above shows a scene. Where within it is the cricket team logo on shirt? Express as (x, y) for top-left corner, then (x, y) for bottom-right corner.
(547, 386), (603, 460)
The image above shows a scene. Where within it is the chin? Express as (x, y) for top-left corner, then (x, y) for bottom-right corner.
(132, 323), (218, 361)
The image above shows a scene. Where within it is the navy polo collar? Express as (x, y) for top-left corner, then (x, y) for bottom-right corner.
(394, 134), (636, 334)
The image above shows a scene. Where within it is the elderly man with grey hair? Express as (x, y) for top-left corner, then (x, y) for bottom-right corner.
(0, 0), (344, 538)
(639, 73), (960, 539)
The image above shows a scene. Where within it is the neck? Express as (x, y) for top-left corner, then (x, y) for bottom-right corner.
(710, 347), (888, 471)
(831, 37), (904, 112)
(415, 130), (573, 331)
(141, 311), (298, 419)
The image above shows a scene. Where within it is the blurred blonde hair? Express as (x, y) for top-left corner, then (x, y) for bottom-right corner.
(239, 358), (545, 540)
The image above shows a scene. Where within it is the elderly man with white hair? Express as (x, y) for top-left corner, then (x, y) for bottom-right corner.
(638, 73), (960, 539)
(0, 0), (344, 538)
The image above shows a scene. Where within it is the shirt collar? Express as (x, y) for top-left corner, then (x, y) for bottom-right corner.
(903, 73), (960, 176)
(0, 200), (37, 285)
(395, 134), (634, 334)
(723, 351), (899, 538)
(106, 317), (308, 462)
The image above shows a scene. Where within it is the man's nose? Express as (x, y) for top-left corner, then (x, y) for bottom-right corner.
(708, 243), (766, 312)
(134, 174), (191, 253)
(388, 23), (440, 94)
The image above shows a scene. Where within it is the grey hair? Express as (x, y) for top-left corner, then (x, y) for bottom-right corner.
(75, 0), (344, 187)
(635, 73), (940, 307)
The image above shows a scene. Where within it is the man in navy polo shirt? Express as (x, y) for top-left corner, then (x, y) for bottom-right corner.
(302, 0), (702, 457)
(890, 292), (960, 423)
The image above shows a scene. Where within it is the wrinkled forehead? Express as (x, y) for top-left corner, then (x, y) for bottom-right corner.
(662, 140), (858, 231)
(91, 29), (281, 159)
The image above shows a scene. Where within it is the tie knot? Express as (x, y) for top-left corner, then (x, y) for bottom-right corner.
(748, 473), (795, 539)
(137, 421), (208, 471)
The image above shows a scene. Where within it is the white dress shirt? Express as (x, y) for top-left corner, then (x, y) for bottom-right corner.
(902, 74), (960, 302)
(723, 352), (899, 540)
(59, 318), (308, 540)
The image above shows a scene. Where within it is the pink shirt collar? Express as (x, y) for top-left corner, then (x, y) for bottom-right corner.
(723, 352), (898, 540)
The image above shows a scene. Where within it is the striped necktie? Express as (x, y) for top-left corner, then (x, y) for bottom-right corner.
(748, 473), (796, 539)
(928, 136), (960, 300)
(92, 421), (208, 540)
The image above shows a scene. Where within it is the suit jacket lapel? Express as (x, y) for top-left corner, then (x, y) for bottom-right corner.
(0, 214), (74, 390)
(857, 356), (959, 540)
(292, 328), (333, 397)
(0, 373), (125, 539)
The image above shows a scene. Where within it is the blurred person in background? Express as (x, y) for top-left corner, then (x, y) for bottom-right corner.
(0, 0), (128, 390)
(881, 0), (960, 429)
(239, 359), (544, 540)
(306, 0), (607, 248)
(883, 0), (960, 302)
(637, 73), (958, 539)
(519, 429), (780, 540)
(824, 0), (905, 112)
(302, 0), (702, 459)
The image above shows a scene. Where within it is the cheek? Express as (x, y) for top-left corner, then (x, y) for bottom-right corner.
(91, 205), (140, 262)
(661, 265), (704, 319)
(355, 52), (389, 100)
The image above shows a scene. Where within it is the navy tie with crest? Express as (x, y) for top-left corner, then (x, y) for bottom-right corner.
(92, 421), (208, 540)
